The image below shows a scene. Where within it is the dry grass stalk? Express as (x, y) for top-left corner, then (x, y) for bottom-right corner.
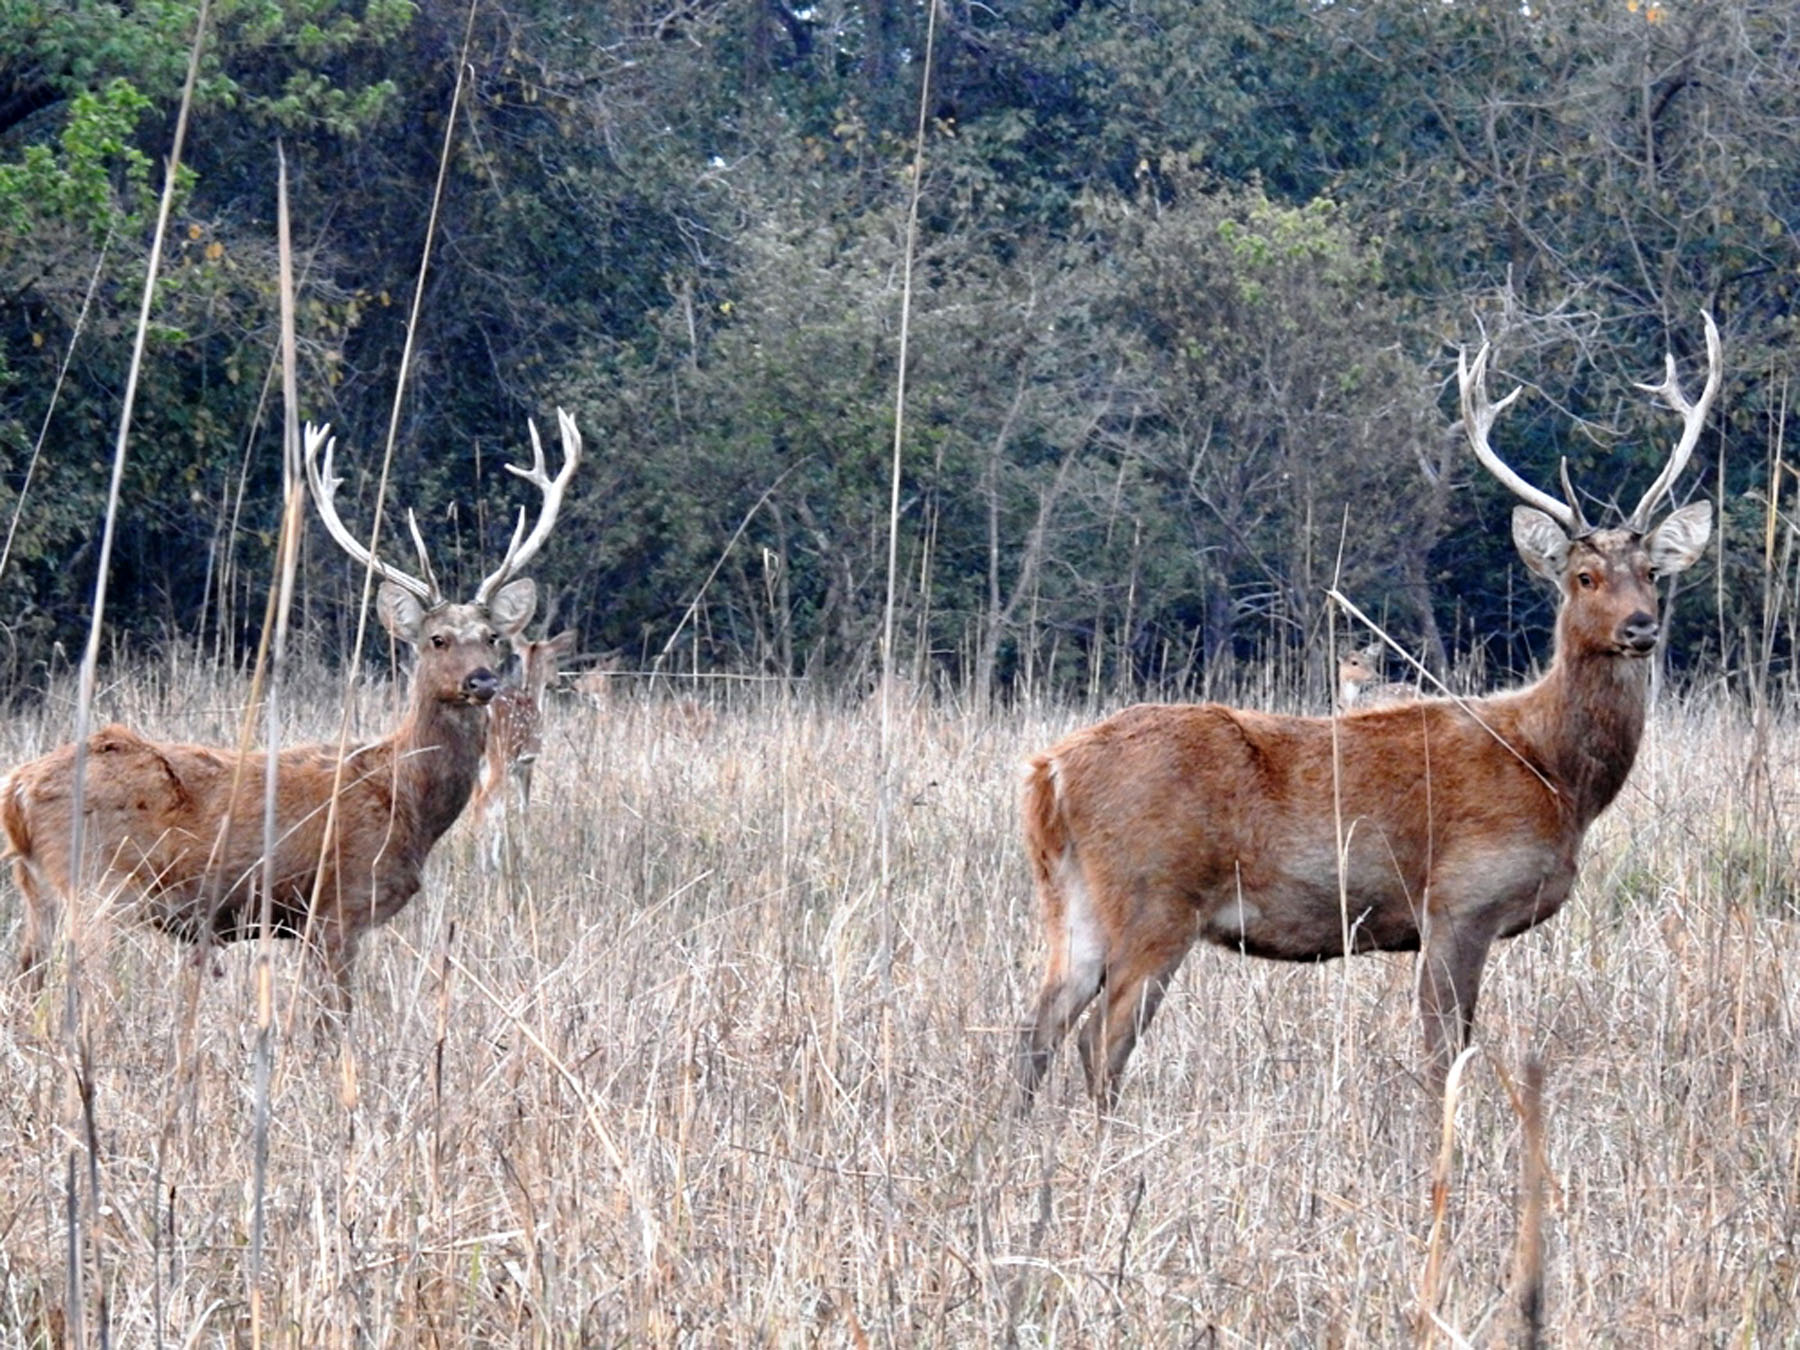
(1417, 1046), (1476, 1345)
(1507, 1056), (1549, 1348)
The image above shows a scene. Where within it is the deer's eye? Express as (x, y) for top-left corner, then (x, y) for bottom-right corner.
(1575, 571), (1596, 590)
(488, 632), (501, 647)
(431, 634), (449, 649)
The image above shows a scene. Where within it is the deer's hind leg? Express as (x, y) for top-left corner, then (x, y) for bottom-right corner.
(13, 858), (58, 993)
(1076, 908), (1194, 1109)
(1016, 853), (1106, 1106)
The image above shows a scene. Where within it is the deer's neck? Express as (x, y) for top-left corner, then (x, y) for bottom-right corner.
(1518, 636), (1650, 826)
(390, 692), (489, 852)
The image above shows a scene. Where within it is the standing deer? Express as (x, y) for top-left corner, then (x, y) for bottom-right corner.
(3, 412), (581, 1013)
(1017, 318), (1720, 1106)
(470, 627), (576, 872)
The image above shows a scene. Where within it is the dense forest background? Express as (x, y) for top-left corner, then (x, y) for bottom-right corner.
(2, 0), (1798, 702)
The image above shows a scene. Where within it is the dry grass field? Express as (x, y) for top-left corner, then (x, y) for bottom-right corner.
(1, 654), (1797, 1345)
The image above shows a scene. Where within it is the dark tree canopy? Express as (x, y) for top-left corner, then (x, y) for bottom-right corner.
(3, 0), (1798, 699)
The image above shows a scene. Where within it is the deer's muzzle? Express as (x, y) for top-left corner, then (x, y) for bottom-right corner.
(1618, 612), (1658, 655)
(462, 669), (500, 705)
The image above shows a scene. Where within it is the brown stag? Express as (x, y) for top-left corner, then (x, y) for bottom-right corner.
(1017, 317), (1720, 1106)
(3, 411), (581, 1012)
(470, 626), (576, 872)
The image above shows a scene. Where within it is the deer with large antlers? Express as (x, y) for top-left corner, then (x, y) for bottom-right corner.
(3, 412), (581, 1014)
(1017, 317), (1720, 1107)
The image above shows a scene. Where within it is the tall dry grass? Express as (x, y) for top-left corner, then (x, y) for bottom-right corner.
(1, 656), (1797, 1345)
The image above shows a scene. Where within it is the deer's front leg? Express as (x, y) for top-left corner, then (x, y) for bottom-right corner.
(1417, 912), (1498, 1093)
(306, 922), (360, 1030)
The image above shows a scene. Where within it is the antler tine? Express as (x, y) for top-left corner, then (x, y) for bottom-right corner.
(1627, 311), (1722, 533)
(474, 408), (582, 605)
(1458, 343), (1577, 530)
(1556, 458), (1592, 536)
(404, 508), (443, 603)
(302, 422), (437, 604)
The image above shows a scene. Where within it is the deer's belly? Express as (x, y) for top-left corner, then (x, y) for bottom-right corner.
(1195, 877), (1422, 961)
(1191, 836), (1566, 961)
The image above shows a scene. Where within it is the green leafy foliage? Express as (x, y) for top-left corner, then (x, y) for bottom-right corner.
(0, 78), (152, 238)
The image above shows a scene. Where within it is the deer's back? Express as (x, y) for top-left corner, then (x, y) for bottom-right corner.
(4, 725), (394, 915)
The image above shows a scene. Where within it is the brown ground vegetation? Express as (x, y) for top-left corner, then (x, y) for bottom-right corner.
(0, 663), (1795, 1344)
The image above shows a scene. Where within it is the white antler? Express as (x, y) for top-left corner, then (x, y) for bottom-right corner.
(302, 423), (438, 604)
(474, 408), (582, 605)
(1627, 311), (1721, 532)
(1457, 343), (1580, 532)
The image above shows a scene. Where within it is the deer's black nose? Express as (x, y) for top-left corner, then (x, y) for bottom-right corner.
(1619, 612), (1658, 654)
(463, 669), (500, 704)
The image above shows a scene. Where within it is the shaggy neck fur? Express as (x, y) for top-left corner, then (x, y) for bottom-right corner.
(1518, 609), (1650, 827)
(389, 689), (489, 854)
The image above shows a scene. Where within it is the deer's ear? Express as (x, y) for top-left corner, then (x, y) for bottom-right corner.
(1511, 506), (1570, 581)
(377, 583), (426, 645)
(488, 578), (538, 637)
(1647, 500), (1713, 578)
(546, 629), (578, 657)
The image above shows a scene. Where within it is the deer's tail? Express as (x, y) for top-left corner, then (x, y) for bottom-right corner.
(0, 771), (29, 866)
(1020, 753), (1070, 901)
